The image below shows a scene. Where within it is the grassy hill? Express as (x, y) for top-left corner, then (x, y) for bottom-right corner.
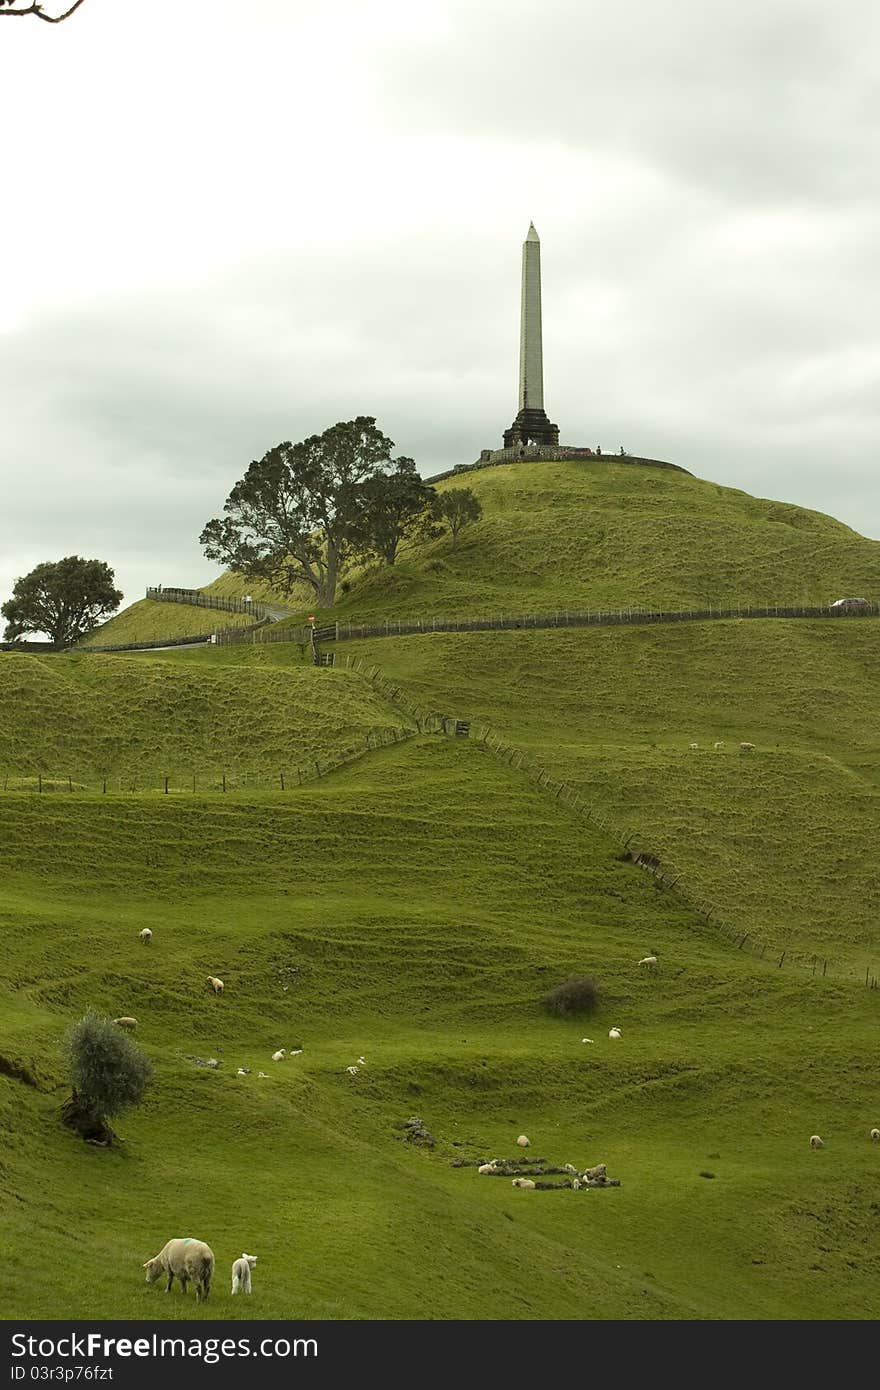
(0, 650), (406, 784)
(341, 619), (880, 972)
(2, 456), (880, 1322)
(251, 459), (880, 623)
(83, 598), (255, 647)
(2, 738), (879, 1321)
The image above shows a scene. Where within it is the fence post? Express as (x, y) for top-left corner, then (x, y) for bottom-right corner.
(164, 776), (169, 794)
(222, 774), (227, 793)
(102, 779), (107, 794)
(38, 774), (42, 793)
(280, 772), (285, 791)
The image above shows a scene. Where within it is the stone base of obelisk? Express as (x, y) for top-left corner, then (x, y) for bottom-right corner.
(503, 408), (559, 449)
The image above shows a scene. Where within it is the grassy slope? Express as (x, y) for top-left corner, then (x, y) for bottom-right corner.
(1, 738), (878, 1321)
(85, 598), (254, 646)
(341, 620), (880, 971)
(0, 651), (407, 782)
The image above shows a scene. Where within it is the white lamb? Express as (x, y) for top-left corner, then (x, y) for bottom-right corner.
(689, 742), (699, 750)
(271, 1050), (286, 1062)
(345, 1065), (359, 1075)
(638, 955), (658, 969)
(478, 1162), (499, 1175)
(810, 1134), (825, 1149)
(206, 976), (224, 995)
(871, 1128), (880, 1142)
(139, 928), (152, 944)
(511, 1178), (536, 1189)
(713, 741), (725, 749)
(230, 1253), (257, 1296)
(608, 1027), (622, 1039)
(739, 742), (756, 753)
(516, 1134), (530, 1148)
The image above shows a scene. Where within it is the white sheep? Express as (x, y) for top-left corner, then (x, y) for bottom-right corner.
(478, 1162), (499, 1175)
(608, 1027), (622, 1039)
(206, 976), (224, 995)
(511, 1178), (536, 1189)
(143, 1238), (214, 1302)
(689, 742), (699, 750)
(289, 1049), (303, 1056)
(572, 1177), (581, 1191)
(638, 955), (658, 969)
(271, 1050), (286, 1062)
(236, 1068), (249, 1076)
(581, 1037), (593, 1044)
(230, 1253), (257, 1296)
(810, 1134), (825, 1149)
(516, 1134), (530, 1148)
(356, 1056), (366, 1065)
(257, 1071), (268, 1079)
(713, 741), (725, 749)
(739, 742), (756, 753)
(113, 1017), (138, 1030)
(345, 1065), (359, 1075)
(563, 1164), (578, 1174)
(139, 928), (152, 945)
(870, 1128), (880, 1141)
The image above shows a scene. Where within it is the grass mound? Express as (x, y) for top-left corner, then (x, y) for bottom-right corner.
(84, 598), (254, 646)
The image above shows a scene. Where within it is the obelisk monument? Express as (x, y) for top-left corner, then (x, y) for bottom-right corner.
(503, 222), (559, 449)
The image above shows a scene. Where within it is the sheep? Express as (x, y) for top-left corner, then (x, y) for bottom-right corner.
(113, 1017), (138, 1030)
(572, 1177), (581, 1191)
(689, 742), (699, 750)
(581, 1037), (593, 1044)
(345, 1065), (359, 1075)
(563, 1163), (578, 1174)
(608, 1027), (622, 1039)
(206, 976), (224, 995)
(638, 955), (658, 969)
(257, 1071), (268, 1079)
(478, 1162), (499, 1175)
(516, 1134), (530, 1148)
(809, 1135), (825, 1149)
(289, 1049), (303, 1056)
(739, 742), (756, 753)
(583, 1163), (608, 1182)
(271, 1050), (286, 1062)
(139, 928), (152, 945)
(231, 1252), (257, 1296)
(143, 1238), (215, 1302)
(236, 1068), (250, 1076)
(713, 741), (725, 749)
(356, 1056), (366, 1065)
(871, 1128), (880, 1142)
(511, 1178), (536, 1189)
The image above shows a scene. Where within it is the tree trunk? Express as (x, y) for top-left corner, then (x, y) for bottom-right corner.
(61, 1089), (117, 1146)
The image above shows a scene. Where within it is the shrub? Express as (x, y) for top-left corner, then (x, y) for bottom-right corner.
(542, 976), (600, 1017)
(63, 1012), (151, 1142)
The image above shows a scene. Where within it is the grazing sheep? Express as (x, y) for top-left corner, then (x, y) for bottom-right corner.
(345, 1065), (359, 1075)
(739, 742), (756, 753)
(139, 928), (152, 945)
(478, 1162), (499, 1175)
(516, 1134), (530, 1148)
(871, 1129), (880, 1142)
(713, 741), (725, 749)
(608, 1027), (622, 1039)
(810, 1135), (825, 1149)
(230, 1253), (257, 1296)
(271, 1050), (286, 1062)
(638, 955), (658, 969)
(143, 1238), (215, 1302)
(113, 1017), (138, 1030)
(511, 1178), (536, 1189)
(206, 976), (224, 995)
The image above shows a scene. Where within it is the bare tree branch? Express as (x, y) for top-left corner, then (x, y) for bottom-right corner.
(0, 1), (88, 22)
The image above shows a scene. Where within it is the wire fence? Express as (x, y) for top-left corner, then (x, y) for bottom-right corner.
(336, 653), (879, 992)
(144, 587), (287, 623)
(0, 725), (417, 797)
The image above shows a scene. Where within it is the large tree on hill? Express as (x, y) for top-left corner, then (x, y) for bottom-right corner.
(2, 556), (123, 647)
(0, 1), (88, 21)
(200, 417), (403, 608)
(358, 457), (439, 566)
(433, 486), (483, 551)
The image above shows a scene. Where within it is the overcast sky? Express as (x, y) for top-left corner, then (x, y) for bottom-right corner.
(2, 0), (878, 616)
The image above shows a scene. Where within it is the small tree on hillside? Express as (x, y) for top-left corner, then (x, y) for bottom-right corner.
(62, 1012), (151, 1145)
(433, 487), (482, 551)
(2, 557), (123, 647)
(200, 417), (401, 608)
(358, 457), (439, 566)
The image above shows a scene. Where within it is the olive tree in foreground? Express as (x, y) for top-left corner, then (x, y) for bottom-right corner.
(62, 1012), (151, 1145)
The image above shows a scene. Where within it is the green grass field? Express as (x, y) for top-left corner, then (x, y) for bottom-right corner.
(2, 458), (879, 1321)
(85, 598), (256, 646)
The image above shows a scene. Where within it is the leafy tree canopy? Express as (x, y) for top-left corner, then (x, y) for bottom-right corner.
(66, 1012), (151, 1125)
(358, 457), (439, 566)
(1, 556), (123, 647)
(433, 486), (483, 550)
(201, 416), (408, 607)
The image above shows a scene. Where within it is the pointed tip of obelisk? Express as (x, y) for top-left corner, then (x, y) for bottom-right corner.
(526, 221), (539, 242)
